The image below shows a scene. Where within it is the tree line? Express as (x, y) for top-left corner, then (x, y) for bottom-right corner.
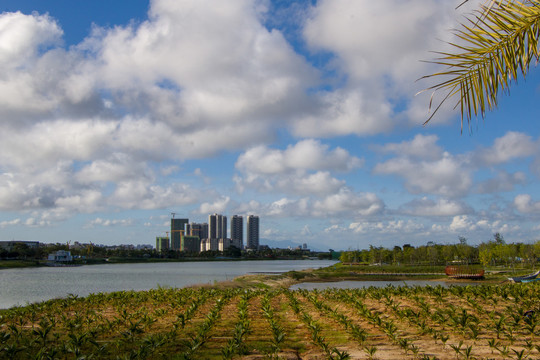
(340, 234), (540, 269)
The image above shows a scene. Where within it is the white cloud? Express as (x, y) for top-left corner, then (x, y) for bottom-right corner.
(235, 139), (362, 196)
(266, 198), (310, 217)
(294, 0), (473, 134)
(198, 196), (231, 214)
(0, 119), (117, 169)
(448, 215), (475, 232)
(303, 0), (458, 83)
(374, 150), (472, 198)
(475, 171), (527, 194)
(475, 132), (537, 166)
(86, 218), (133, 228)
(76, 153), (152, 184)
(279, 172), (344, 196)
(313, 189), (384, 217)
(290, 89), (394, 137)
(236, 139), (362, 175)
(0, 218), (21, 228)
(348, 219), (425, 234)
(0, 12), (62, 67)
(399, 197), (470, 217)
(243, 191), (383, 219)
(514, 194), (540, 214)
(110, 181), (198, 210)
(376, 134), (443, 160)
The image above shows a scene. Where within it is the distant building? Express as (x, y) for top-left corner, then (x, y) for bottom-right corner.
(171, 218), (188, 251)
(221, 215), (227, 239)
(201, 237), (218, 252)
(187, 222), (208, 240)
(156, 237), (169, 252)
(231, 215), (243, 248)
(209, 214), (226, 240)
(246, 215), (259, 250)
(230, 237), (242, 250)
(218, 238), (242, 252)
(0, 241), (40, 251)
(182, 236), (201, 253)
(47, 250), (73, 262)
(209, 214), (218, 239)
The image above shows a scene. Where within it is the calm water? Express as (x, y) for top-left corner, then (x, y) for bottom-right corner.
(0, 259), (336, 309)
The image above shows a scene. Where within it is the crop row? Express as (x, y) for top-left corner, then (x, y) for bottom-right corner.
(0, 283), (539, 359)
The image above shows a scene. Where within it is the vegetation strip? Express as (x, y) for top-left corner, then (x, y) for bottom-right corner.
(1, 282), (539, 359)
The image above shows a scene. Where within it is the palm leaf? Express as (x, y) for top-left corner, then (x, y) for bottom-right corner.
(421, 0), (540, 129)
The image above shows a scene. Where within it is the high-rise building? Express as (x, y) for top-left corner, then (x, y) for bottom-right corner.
(209, 214), (218, 239)
(181, 236), (201, 253)
(231, 215), (243, 248)
(156, 237), (169, 253)
(187, 222), (208, 240)
(171, 218), (188, 251)
(221, 215), (227, 239)
(209, 214), (226, 239)
(246, 215), (259, 250)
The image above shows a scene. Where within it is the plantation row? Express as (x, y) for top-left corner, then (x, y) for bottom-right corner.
(0, 283), (539, 359)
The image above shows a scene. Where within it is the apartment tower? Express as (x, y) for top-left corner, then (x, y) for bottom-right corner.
(246, 215), (259, 250)
(209, 214), (227, 239)
(230, 215), (243, 248)
(171, 218), (188, 251)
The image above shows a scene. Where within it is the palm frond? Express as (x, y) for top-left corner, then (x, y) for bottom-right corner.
(422, 0), (540, 128)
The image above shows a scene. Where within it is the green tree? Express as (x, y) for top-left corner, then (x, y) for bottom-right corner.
(422, 0), (540, 128)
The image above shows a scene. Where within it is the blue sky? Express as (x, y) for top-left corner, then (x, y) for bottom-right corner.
(1, 0), (540, 251)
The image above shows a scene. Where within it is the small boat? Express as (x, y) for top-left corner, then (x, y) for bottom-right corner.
(445, 265), (485, 279)
(508, 270), (540, 283)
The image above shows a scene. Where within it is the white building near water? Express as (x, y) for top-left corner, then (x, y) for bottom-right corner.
(47, 250), (73, 262)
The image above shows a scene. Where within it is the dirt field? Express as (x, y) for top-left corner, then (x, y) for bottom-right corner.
(1, 280), (539, 359)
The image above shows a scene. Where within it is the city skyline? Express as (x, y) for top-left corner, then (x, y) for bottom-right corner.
(1, 1), (540, 251)
(157, 213), (259, 252)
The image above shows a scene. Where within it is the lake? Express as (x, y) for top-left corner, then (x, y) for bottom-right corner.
(0, 259), (337, 309)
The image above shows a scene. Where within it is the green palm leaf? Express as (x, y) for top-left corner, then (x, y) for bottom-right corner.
(421, 0), (540, 130)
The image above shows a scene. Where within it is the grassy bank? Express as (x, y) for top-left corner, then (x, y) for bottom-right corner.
(0, 259), (43, 269)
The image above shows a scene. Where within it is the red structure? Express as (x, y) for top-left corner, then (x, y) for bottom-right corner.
(445, 265), (485, 279)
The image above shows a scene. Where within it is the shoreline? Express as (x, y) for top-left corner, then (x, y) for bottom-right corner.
(202, 265), (510, 291)
(0, 256), (328, 270)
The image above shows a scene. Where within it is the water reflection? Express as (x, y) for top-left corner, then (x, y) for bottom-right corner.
(0, 259), (337, 309)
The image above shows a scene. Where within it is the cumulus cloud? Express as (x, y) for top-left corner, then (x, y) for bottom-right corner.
(0, 218), (21, 228)
(291, 0), (474, 135)
(376, 134), (443, 160)
(236, 139), (362, 175)
(86, 218), (133, 228)
(303, 0), (459, 83)
(348, 219), (425, 234)
(448, 215), (475, 232)
(266, 198), (310, 217)
(290, 89), (395, 137)
(514, 194), (540, 214)
(399, 197), (471, 217)
(198, 196), (231, 214)
(235, 139), (362, 196)
(313, 189), (384, 217)
(374, 147), (472, 198)
(110, 181), (199, 210)
(475, 171), (527, 194)
(474, 132), (537, 166)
